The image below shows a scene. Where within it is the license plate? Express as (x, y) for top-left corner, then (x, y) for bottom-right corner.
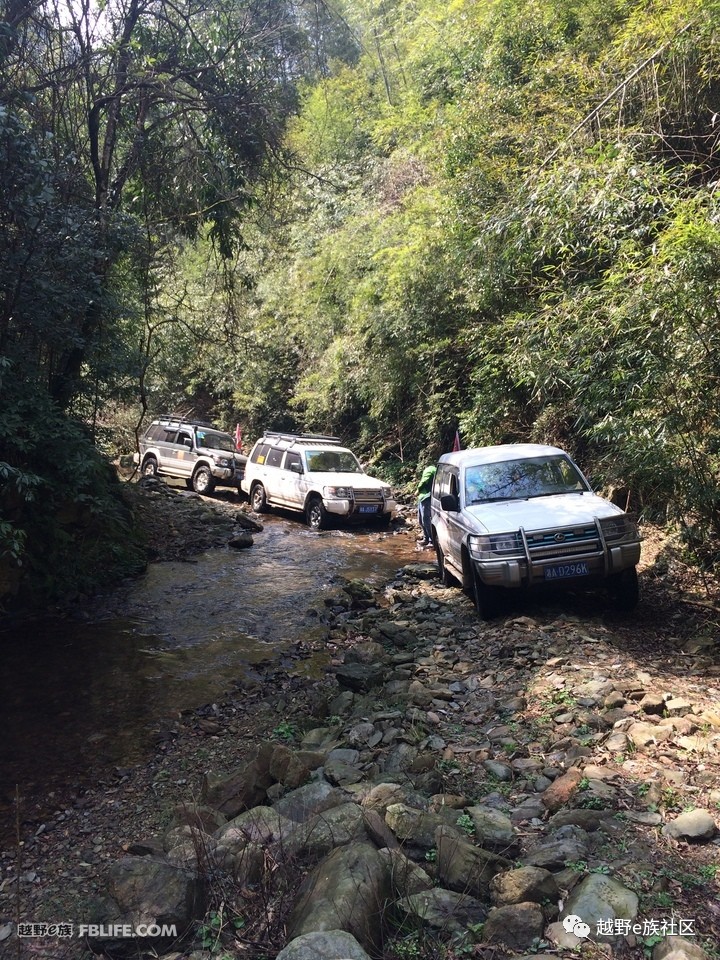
(358, 505), (380, 514)
(544, 561), (590, 580)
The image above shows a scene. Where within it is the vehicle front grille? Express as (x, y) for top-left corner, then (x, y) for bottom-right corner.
(524, 524), (600, 561)
(353, 489), (383, 503)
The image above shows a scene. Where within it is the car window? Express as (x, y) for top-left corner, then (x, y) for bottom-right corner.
(285, 452), (303, 472)
(465, 456), (588, 503)
(161, 429), (178, 443)
(266, 447), (284, 468)
(250, 443), (271, 464)
(196, 430), (234, 452)
(305, 450), (362, 473)
(146, 423), (165, 441)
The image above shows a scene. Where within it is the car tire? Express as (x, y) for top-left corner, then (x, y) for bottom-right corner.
(306, 496), (329, 531)
(472, 567), (503, 621)
(251, 483), (269, 513)
(609, 566), (639, 611)
(141, 456), (158, 478)
(435, 538), (455, 587)
(192, 466), (216, 495)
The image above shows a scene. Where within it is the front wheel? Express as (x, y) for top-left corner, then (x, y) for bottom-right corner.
(609, 566), (639, 611)
(306, 496), (329, 531)
(251, 483), (269, 513)
(141, 456), (158, 478)
(192, 466), (216, 495)
(472, 567), (504, 621)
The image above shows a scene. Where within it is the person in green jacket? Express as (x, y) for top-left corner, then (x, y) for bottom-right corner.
(416, 464), (437, 548)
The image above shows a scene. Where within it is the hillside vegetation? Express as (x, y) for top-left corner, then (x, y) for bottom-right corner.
(2, 0), (720, 603)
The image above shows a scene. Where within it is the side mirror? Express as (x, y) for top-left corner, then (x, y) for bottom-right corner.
(182, 438), (192, 448)
(289, 462), (303, 474)
(440, 494), (459, 512)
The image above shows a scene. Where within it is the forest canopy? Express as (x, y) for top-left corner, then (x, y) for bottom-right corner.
(2, 0), (720, 603)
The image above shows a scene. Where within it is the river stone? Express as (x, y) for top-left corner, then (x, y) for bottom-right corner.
(275, 930), (372, 960)
(482, 902), (545, 950)
(287, 843), (390, 952)
(215, 806), (293, 848)
(435, 825), (511, 900)
(466, 806), (518, 853)
(522, 825), (589, 870)
(562, 874), (639, 943)
(171, 803), (227, 833)
(653, 936), (711, 960)
(400, 888), (487, 934)
(378, 847), (434, 897)
(361, 783), (427, 817)
(483, 759), (513, 781)
(549, 809), (612, 831)
(301, 802), (368, 858)
(490, 866), (559, 906)
(541, 768), (583, 812)
(626, 721), (671, 749)
(228, 531), (253, 548)
(272, 781), (348, 823)
(662, 809), (717, 842)
(89, 856), (205, 953)
(202, 743), (275, 817)
(334, 662), (385, 692)
(385, 803), (456, 849)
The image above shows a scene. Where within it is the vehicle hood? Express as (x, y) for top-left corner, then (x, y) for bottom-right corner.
(465, 492), (623, 534)
(313, 471), (386, 488)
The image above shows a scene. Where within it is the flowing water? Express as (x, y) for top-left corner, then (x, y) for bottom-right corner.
(0, 516), (418, 830)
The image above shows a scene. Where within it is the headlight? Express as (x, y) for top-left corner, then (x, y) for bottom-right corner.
(600, 515), (637, 541)
(468, 532), (524, 560)
(213, 456), (231, 467)
(324, 486), (353, 499)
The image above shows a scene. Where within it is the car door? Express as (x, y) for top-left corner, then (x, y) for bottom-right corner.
(443, 469), (466, 571)
(262, 446), (285, 502)
(276, 450), (305, 508)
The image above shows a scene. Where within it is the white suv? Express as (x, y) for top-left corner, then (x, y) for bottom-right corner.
(136, 416), (246, 494)
(242, 432), (396, 530)
(431, 443), (641, 619)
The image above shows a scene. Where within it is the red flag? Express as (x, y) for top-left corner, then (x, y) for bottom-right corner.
(452, 430), (461, 452)
(234, 424), (242, 450)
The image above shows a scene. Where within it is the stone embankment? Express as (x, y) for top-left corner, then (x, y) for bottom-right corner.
(81, 558), (719, 960)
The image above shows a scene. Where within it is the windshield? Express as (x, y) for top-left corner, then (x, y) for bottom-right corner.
(196, 430), (235, 453)
(305, 450), (362, 473)
(464, 455), (589, 504)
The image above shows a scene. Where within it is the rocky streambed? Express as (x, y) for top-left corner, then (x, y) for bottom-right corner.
(1, 487), (719, 960)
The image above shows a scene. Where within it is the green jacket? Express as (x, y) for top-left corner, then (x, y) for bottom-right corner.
(417, 465), (437, 502)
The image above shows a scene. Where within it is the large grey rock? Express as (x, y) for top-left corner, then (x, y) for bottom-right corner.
(653, 936), (711, 960)
(273, 781), (348, 823)
(202, 743), (274, 817)
(400, 888), (486, 934)
(490, 866), (559, 906)
(562, 874), (639, 943)
(522, 825), (589, 870)
(301, 802), (368, 859)
(88, 857), (205, 953)
(465, 806), (518, 853)
(435, 825), (511, 900)
(483, 902), (545, 950)
(662, 809), (717, 842)
(378, 848), (434, 897)
(287, 843), (390, 952)
(385, 803), (455, 849)
(275, 930), (372, 960)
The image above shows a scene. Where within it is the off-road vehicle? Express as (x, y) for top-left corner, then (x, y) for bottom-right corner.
(136, 416), (246, 495)
(431, 443), (641, 618)
(242, 432), (396, 530)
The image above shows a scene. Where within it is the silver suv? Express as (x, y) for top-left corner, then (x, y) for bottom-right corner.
(431, 443), (641, 619)
(242, 432), (396, 530)
(136, 416), (246, 495)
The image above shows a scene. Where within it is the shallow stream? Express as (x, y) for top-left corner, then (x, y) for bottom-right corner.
(0, 516), (418, 821)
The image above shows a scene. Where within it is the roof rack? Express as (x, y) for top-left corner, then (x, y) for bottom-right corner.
(158, 414), (215, 428)
(261, 431), (342, 445)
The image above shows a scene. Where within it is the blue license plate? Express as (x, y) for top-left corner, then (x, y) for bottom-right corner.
(544, 561), (590, 580)
(358, 505), (380, 514)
